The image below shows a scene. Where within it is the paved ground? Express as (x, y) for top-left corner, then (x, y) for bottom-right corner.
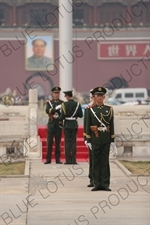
(0, 159), (150, 225)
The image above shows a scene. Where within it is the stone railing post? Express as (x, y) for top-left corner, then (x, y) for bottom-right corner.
(25, 89), (41, 158)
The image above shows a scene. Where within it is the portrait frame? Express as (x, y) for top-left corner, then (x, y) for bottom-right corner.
(25, 34), (54, 71)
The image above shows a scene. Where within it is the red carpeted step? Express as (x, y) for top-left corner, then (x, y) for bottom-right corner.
(41, 138), (85, 147)
(77, 126), (84, 137)
(38, 126), (84, 138)
(42, 146), (88, 153)
(38, 126), (87, 161)
(38, 127), (47, 138)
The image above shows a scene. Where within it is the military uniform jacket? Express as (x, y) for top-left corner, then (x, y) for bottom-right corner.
(83, 103), (94, 141)
(46, 99), (63, 125)
(86, 104), (115, 145)
(59, 99), (83, 129)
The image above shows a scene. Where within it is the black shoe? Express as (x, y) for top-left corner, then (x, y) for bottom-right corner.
(56, 162), (63, 164)
(91, 187), (100, 191)
(87, 183), (94, 187)
(100, 187), (111, 191)
(64, 162), (72, 165)
(44, 161), (51, 164)
(72, 162), (78, 165)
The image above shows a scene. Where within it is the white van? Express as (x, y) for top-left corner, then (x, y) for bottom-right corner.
(108, 88), (148, 103)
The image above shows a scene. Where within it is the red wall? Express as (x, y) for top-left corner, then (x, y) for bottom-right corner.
(0, 38), (149, 98)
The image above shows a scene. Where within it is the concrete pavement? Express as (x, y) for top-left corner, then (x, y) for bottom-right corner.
(0, 159), (150, 225)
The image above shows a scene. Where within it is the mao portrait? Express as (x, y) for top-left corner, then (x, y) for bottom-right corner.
(25, 35), (54, 71)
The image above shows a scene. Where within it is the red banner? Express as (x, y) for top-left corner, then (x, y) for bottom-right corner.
(98, 41), (150, 60)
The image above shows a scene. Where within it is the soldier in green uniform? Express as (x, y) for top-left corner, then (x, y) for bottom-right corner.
(85, 87), (115, 191)
(59, 90), (83, 164)
(83, 89), (96, 187)
(44, 87), (63, 164)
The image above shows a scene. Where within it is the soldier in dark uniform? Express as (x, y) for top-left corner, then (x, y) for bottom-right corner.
(59, 90), (83, 164)
(44, 87), (63, 164)
(85, 87), (115, 191)
(83, 89), (96, 187)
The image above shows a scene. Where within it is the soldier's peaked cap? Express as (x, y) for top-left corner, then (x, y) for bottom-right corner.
(92, 87), (107, 95)
(63, 90), (73, 96)
(51, 87), (61, 92)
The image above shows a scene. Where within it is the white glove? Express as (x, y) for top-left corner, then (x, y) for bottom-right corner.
(87, 143), (92, 150)
(110, 142), (117, 156)
(84, 140), (88, 148)
(55, 104), (61, 110)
